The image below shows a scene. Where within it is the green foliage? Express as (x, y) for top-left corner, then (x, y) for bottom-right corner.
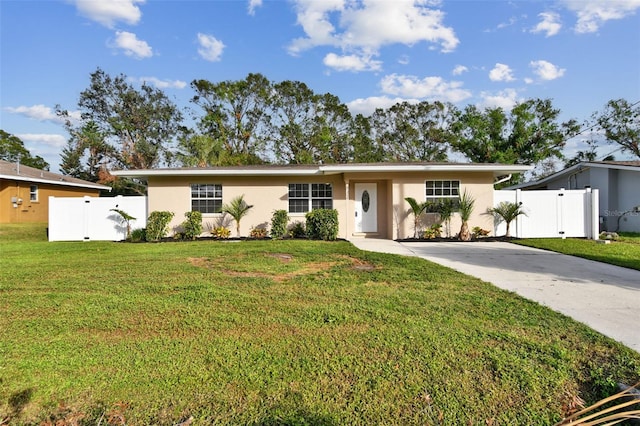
(288, 221), (306, 238)
(211, 226), (231, 239)
(0, 130), (49, 170)
(110, 208), (136, 240)
(145, 211), (175, 241)
(423, 224), (442, 239)
(305, 209), (339, 241)
(405, 197), (428, 239)
(458, 190), (475, 241)
(129, 228), (146, 242)
(270, 210), (289, 239)
(487, 201), (527, 237)
(249, 227), (268, 239)
(472, 226), (490, 238)
(181, 211), (203, 240)
(596, 98), (640, 159)
(222, 195), (254, 237)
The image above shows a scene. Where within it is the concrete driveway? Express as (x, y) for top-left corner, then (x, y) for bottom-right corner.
(350, 239), (640, 353)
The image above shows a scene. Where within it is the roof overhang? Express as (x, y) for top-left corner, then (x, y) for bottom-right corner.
(0, 173), (111, 191)
(110, 163), (533, 179)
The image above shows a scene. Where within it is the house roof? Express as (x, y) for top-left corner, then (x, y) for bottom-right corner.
(510, 161), (640, 190)
(0, 160), (111, 191)
(110, 162), (533, 179)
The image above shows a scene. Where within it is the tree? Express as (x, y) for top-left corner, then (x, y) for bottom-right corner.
(457, 190), (475, 241)
(487, 201), (526, 237)
(0, 130), (49, 170)
(450, 99), (580, 181)
(191, 73), (270, 165)
(596, 99), (640, 159)
(564, 139), (615, 168)
(59, 120), (111, 182)
(175, 133), (226, 167)
(58, 68), (182, 170)
(222, 195), (254, 237)
(371, 101), (452, 162)
(405, 197), (428, 239)
(350, 114), (385, 163)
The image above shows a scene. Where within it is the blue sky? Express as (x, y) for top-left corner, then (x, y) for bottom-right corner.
(1, 0), (639, 172)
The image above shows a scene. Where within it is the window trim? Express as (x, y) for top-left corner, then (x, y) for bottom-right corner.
(29, 185), (38, 202)
(425, 180), (460, 211)
(190, 183), (223, 214)
(288, 183), (333, 214)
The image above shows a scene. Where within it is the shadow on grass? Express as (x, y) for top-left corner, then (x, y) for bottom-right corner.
(4, 388), (34, 422)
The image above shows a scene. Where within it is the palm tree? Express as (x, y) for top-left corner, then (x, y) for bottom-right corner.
(405, 197), (428, 239)
(457, 190), (475, 241)
(437, 199), (456, 238)
(222, 195), (253, 237)
(487, 201), (527, 237)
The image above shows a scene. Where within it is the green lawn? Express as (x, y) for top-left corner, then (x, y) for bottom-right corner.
(516, 233), (640, 271)
(1, 224), (639, 425)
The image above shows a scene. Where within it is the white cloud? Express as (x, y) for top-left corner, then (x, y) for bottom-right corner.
(398, 54), (410, 65)
(16, 133), (67, 148)
(4, 104), (81, 124)
(530, 60), (565, 80)
(489, 63), (515, 82)
(380, 73), (472, 103)
(531, 12), (562, 37)
(74, 0), (144, 28)
(288, 0), (459, 65)
(452, 65), (468, 75)
(479, 89), (522, 110)
(347, 96), (414, 116)
(323, 52), (382, 72)
(197, 33), (225, 62)
(130, 76), (187, 89)
(112, 31), (153, 59)
(248, 0), (262, 15)
(561, 0), (640, 33)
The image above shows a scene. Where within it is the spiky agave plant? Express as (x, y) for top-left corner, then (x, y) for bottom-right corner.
(222, 195), (253, 237)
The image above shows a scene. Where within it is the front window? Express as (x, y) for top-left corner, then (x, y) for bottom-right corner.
(30, 185), (38, 202)
(288, 183), (333, 213)
(191, 184), (222, 213)
(425, 180), (460, 211)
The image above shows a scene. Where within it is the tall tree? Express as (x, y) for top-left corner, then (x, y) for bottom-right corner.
(350, 114), (385, 163)
(59, 120), (111, 182)
(190, 73), (271, 165)
(57, 68), (183, 174)
(450, 99), (580, 167)
(0, 130), (49, 170)
(596, 99), (640, 159)
(370, 101), (452, 162)
(175, 133), (226, 167)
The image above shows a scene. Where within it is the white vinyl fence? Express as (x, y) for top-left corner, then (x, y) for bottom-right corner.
(48, 196), (147, 241)
(494, 188), (599, 239)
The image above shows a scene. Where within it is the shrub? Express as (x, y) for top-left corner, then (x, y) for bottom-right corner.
(211, 226), (231, 239)
(250, 227), (268, 239)
(270, 209), (289, 239)
(288, 221), (306, 239)
(423, 224), (442, 239)
(472, 226), (490, 238)
(305, 209), (339, 241)
(146, 211), (175, 241)
(181, 211), (203, 240)
(129, 228), (146, 242)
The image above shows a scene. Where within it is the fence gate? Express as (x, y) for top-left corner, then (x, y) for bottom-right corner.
(494, 189), (599, 239)
(48, 196), (147, 241)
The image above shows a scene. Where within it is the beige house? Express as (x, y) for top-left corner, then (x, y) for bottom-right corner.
(0, 160), (111, 224)
(112, 162), (531, 240)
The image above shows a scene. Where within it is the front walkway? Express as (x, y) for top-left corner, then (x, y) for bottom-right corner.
(350, 238), (640, 353)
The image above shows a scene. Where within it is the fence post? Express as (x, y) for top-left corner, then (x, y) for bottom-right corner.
(558, 188), (566, 239)
(515, 189), (522, 238)
(591, 189), (600, 240)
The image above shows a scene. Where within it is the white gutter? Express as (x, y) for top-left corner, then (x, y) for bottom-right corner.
(319, 164), (532, 174)
(0, 173), (111, 191)
(110, 168), (322, 177)
(493, 174), (512, 186)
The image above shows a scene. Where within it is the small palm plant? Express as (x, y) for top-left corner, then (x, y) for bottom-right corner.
(457, 190), (475, 241)
(405, 197), (428, 239)
(110, 208), (136, 240)
(222, 195), (253, 237)
(437, 199), (456, 238)
(487, 201), (527, 238)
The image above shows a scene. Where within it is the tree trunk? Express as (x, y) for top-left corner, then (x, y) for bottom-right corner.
(459, 221), (472, 241)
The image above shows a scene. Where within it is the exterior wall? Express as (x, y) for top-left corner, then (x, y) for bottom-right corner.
(147, 171), (497, 240)
(609, 170), (640, 232)
(0, 179), (100, 223)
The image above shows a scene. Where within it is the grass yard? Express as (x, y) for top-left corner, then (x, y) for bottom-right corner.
(1, 224), (639, 425)
(516, 233), (640, 271)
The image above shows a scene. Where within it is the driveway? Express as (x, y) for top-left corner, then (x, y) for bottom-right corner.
(350, 239), (640, 353)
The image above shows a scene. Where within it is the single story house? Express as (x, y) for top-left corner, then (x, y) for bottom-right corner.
(511, 161), (640, 232)
(0, 159), (111, 223)
(111, 162), (532, 240)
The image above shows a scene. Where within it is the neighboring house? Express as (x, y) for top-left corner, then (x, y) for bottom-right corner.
(512, 161), (640, 232)
(112, 162), (531, 240)
(0, 160), (111, 223)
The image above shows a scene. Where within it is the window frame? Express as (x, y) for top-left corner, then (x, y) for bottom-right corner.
(190, 183), (223, 214)
(288, 183), (333, 214)
(29, 185), (38, 202)
(425, 180), (460, 211)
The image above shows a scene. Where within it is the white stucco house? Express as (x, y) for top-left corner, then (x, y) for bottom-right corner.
(512, 161), (640, 232)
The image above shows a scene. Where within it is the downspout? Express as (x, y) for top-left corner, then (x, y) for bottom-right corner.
(493, 174), (512, 187)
